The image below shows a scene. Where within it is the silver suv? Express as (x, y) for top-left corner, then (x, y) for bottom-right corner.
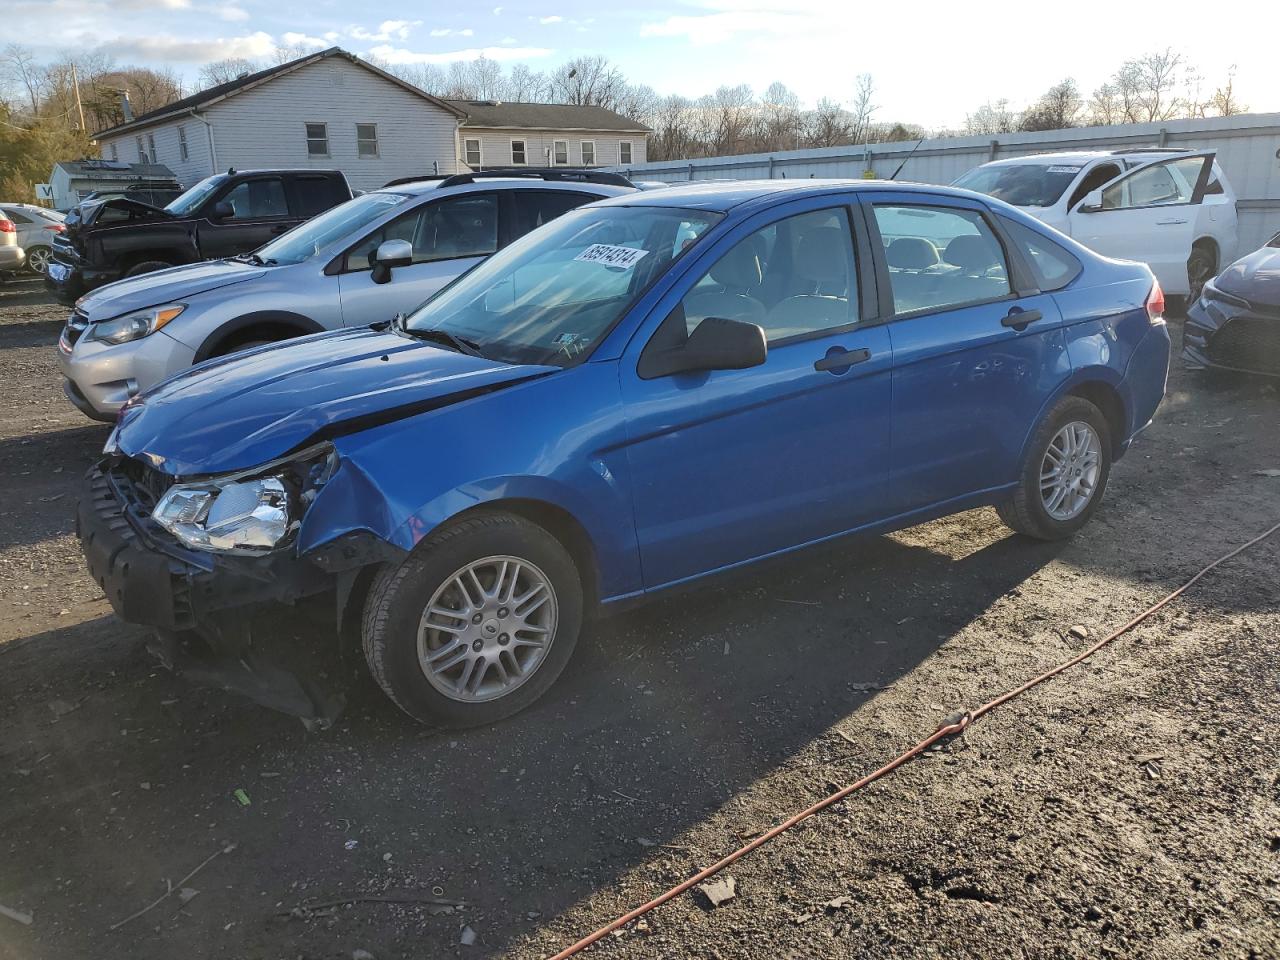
(58, 171), (633, 420)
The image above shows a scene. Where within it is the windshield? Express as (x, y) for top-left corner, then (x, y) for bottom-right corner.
(953, 162), (1083, 207)
(404, 205), (721, 367)
(164, 175), (226, 216)
(254, 191), (411, 265)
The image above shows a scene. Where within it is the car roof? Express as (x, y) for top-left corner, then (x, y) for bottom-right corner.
(587, 178), (980, 214)
(977, 149), (1204, 168)
(383, 179), (634, 199)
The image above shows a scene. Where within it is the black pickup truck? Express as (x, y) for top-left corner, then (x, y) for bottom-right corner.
(46, 168), (352, 303)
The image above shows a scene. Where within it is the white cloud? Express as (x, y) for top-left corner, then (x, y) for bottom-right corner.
(368, 43), (553, 65)
(538, 15), (562, 24)
(350, 18), (422, 42)
(499, 36), (517, 44)
(492, 5), (503, 13)
(323, 31), (340, 42)
(214, 3), (249, 21)
(96, 30), (277, 63)
(282, 31), (329, 48)
(429, 27), (474, 37)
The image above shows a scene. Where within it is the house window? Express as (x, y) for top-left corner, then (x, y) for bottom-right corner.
(147, 133), (157, 163)
(553, 140), (568, 165)
(305, 123), (329, 157)
(580, 140), (595, 166)
(135, 136), (144, 161)
(356, 123), (378, 158)
(464, 138), (482, 167)
(619, 141), (633, 165)
(511, 139), (527, 165)
(177, 125), (189, 161)
(109, 143), (118, 161)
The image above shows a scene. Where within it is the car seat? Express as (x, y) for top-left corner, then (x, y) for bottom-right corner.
(764, 226), (854, 339)
(886, 237), (939, 271)
(682, 241), (766, 332)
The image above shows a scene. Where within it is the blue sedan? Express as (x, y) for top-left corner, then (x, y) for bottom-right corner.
(79, 180), (1171, 726)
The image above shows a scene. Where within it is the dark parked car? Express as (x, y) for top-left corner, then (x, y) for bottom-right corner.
(1183, 230), (1280, 377)
(80, 180), (1170, 728)
(77, 181), (184, 210)
(46, 168), (352, 303)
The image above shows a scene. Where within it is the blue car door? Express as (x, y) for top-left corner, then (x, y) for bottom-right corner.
(866, 192), (1072, 515)
(619, 197), (893, 590)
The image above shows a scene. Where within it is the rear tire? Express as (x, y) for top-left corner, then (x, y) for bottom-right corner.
(996, 395), (1112, 541)
(124, 260), (174, 278)
(362, 512), (584, 727)
(25, 245), (52, 276)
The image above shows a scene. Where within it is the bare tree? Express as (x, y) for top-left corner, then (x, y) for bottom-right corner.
(1020, 78), (1082, 131)
(1210, 65), (1247, 117)
(806, 97), (853, 148)
(648, 94), (697, 161)
(964, 99), (1018, 136)
(849, 73), (877, 144)
(198, 58), (260, 89)
(502, 63), (548, 102)
(1111, 48), (1183, 122)
(548, 55), (625, 107)
(1088, 81), (1121, 125)
(2, 44), (47, 115)
(759, 81), (802, 152)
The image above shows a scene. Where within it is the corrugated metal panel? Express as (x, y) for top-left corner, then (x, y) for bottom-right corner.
(617, 113), (1280, 252)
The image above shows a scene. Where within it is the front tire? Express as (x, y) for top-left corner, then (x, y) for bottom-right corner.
(124, 260), (173, 278)
(996, 396), (1112, 541)
(362, 512), (584, 727)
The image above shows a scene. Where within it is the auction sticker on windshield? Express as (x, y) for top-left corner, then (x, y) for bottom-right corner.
(574, 243), (649, 269)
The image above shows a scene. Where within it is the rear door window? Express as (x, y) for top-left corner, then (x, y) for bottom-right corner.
(511, 190), (598, 237)
(874, 204), (1011, 315)
(999, 217), (1081, 291)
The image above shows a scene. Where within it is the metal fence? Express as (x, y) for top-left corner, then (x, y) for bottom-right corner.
(616, 112), (1280, 254)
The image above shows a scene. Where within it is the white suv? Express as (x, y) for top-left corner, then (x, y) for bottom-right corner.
(954, 149), (1237, 301)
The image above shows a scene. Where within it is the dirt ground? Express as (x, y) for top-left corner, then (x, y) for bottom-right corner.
(1, 275), (1278, 960)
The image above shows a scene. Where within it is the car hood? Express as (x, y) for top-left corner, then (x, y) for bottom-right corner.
(79, 259), (267, 319)
(1214, 244), (1280, 307)
(114, 328), (559, 476)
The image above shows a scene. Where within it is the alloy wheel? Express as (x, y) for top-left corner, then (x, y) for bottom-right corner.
(1040, 421), (1102, 521)
(416, 555), (558, 703)
(26, 247), (51, 276)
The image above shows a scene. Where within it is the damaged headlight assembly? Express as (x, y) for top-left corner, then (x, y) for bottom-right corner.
(151, 443), (337, 553)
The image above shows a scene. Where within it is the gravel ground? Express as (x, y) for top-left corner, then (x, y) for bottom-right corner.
(1, 276), (1278, 960)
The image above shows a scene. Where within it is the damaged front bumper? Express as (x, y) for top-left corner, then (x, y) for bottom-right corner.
(1182, 289), (1280, 378)
(77, 461), (402, 725)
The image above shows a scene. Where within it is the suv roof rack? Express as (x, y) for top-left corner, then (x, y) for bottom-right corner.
(436, 168), (634, 188)
(1108, 147), (1188, 155)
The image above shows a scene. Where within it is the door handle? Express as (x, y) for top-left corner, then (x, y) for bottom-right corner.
(814, 347), (870, 372)
(1001, 307), (1043, 329)
(1155, 218), (1189, 226)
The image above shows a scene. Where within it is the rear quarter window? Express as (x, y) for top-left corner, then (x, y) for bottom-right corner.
(999, 217), (1081, 291)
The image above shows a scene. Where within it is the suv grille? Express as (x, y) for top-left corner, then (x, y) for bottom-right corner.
(112, 457), (175, 514)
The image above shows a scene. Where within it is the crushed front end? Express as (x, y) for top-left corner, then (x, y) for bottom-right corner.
(1183, 283), (1280, 378)
(77, 444), (401, 726)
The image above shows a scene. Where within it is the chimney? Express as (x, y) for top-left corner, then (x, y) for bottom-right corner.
(120, 91), (133, 123)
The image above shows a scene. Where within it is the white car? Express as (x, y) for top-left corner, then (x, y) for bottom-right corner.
(953, 149), (1237, 301)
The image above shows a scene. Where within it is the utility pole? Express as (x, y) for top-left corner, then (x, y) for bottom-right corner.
(70, 62), (86, 132)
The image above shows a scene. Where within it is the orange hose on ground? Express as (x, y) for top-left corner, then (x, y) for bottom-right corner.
(546, 518), (1280, 960)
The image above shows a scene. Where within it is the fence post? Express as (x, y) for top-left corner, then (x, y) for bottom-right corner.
(768, 156), (775, 179)
(988, 139), (999, 161)
(1159, 127), (1169, 147)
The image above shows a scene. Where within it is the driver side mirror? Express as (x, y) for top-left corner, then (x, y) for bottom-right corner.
(371, 238), (413, 285)
(640, 315), (767, 379)
(209, 200), (235, 220)
(1078, 188), (1105, 213)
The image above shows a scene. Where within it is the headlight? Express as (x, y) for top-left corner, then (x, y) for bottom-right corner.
(87, 303), (185, 345)
(151, 443), (336, 554)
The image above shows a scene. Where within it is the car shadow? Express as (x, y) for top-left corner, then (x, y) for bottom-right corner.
(0, 423), (110, 548)
(0, 515), (1065, 960)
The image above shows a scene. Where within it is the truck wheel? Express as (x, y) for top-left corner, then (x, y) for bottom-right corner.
(124, 260), (173, 278)
(362, 512), (584, 727)
(996, 395), (1112, 541)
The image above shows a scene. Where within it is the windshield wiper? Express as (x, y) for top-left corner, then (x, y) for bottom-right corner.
(393, 314), (485, 357)
(230, 252), (277, 266)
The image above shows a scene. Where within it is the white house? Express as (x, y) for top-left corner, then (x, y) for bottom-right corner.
(48, 159), (179, 212)
(91, 48), (650, 192)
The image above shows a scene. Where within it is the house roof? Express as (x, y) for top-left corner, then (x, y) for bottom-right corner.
(54, 160), (177, 181)
(447, 99), (651, 133)
(93, 48), (466, 139)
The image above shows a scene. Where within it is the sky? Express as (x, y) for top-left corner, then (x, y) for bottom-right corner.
(11, 0), (1275, 129)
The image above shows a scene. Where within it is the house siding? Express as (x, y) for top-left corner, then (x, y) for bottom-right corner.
(206, 58), (461, 189)
(99, 117), (212, 187)
(459, 128), (648, 169)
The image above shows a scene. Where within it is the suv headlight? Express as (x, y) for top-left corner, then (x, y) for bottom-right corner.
(152, 443), (336, 553)
(87, 303), (185, 345)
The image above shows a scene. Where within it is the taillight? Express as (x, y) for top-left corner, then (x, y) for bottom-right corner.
(49, 224), (66, 233)
(1146, 280), (1165, 324)
(0, 220), (14, 234)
